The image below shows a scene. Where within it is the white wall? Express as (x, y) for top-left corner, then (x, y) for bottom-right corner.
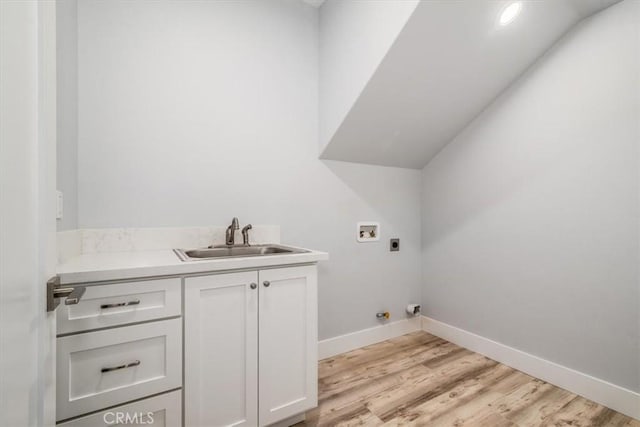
(76, 0), (422, 340)
(56, 0), (78, 230)
(318, 0), (418, 150)
(422, 0), (639, 392)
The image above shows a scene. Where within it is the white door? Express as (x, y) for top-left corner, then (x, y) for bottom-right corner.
(184, 272), (258, 427)
(0, 1), (57, 426)
(258, 266), (318, 426)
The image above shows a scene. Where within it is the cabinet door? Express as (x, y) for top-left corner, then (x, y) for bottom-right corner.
(184, 272), (258, 427)
(258, 265), (318, 426)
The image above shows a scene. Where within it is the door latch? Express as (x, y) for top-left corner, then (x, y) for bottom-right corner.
(46, 276), (86, 312)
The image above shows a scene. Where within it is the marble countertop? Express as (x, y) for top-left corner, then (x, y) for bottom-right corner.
(57, 246), (328, 284)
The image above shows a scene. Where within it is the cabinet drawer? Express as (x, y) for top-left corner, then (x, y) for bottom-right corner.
(57, 390), (181, 427)
(56, 318), (182, 421)
(57, 278), (181, 334)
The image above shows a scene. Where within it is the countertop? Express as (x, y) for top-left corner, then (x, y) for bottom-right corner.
(57, 246), (328, 284)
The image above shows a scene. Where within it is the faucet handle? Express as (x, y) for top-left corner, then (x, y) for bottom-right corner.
(231, 217), (240, 230)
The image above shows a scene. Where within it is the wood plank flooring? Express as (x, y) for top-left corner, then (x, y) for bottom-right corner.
(301, 332), (639, 427)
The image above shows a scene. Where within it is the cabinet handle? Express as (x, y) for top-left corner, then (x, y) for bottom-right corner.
(100, 300), (141, 309)
(101, 360), (141, 373)
(250, 283), (257, 289)
(263, 281), (270, 287)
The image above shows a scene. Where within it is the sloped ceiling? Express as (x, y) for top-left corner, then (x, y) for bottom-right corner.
(320, 0), (621, 169)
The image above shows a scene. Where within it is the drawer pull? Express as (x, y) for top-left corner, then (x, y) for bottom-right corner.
(101, 360), (141, 373)
(100, 300), (141, 309)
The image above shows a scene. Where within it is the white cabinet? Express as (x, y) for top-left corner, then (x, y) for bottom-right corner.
(258, 266), (318, 426)
(184, 265), (318, 427)
(56, 278), (183, 423)
(184, 271), (259, 427)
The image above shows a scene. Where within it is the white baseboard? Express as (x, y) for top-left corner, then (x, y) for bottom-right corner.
(421, 316), (640, 421)
(318, 317), (422, 360)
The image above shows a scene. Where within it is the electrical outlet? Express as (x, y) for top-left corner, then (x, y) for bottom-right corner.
(390, 238), (399, 251)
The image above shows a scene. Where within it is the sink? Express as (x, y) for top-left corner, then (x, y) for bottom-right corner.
(174, 244), (308, 261)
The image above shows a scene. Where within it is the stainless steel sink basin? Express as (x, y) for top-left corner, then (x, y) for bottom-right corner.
(174, 244), (308, 261)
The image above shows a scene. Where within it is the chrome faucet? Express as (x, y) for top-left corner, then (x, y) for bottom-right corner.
(241, 224), (252, 246)
(225, 217), (240, 246)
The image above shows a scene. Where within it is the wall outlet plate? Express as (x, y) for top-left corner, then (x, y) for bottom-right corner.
(56, 190), (63, 220)
(357, 222), (380, 242)
(390, 238), (400, 251)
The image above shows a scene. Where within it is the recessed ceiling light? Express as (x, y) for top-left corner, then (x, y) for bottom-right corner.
(499, 2), (522, 26)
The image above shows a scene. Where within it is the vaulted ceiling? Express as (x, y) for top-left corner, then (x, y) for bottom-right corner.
(319, 0), (621, 169)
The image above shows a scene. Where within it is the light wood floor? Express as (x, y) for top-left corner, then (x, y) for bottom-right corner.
(301, 332), (639, 427)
